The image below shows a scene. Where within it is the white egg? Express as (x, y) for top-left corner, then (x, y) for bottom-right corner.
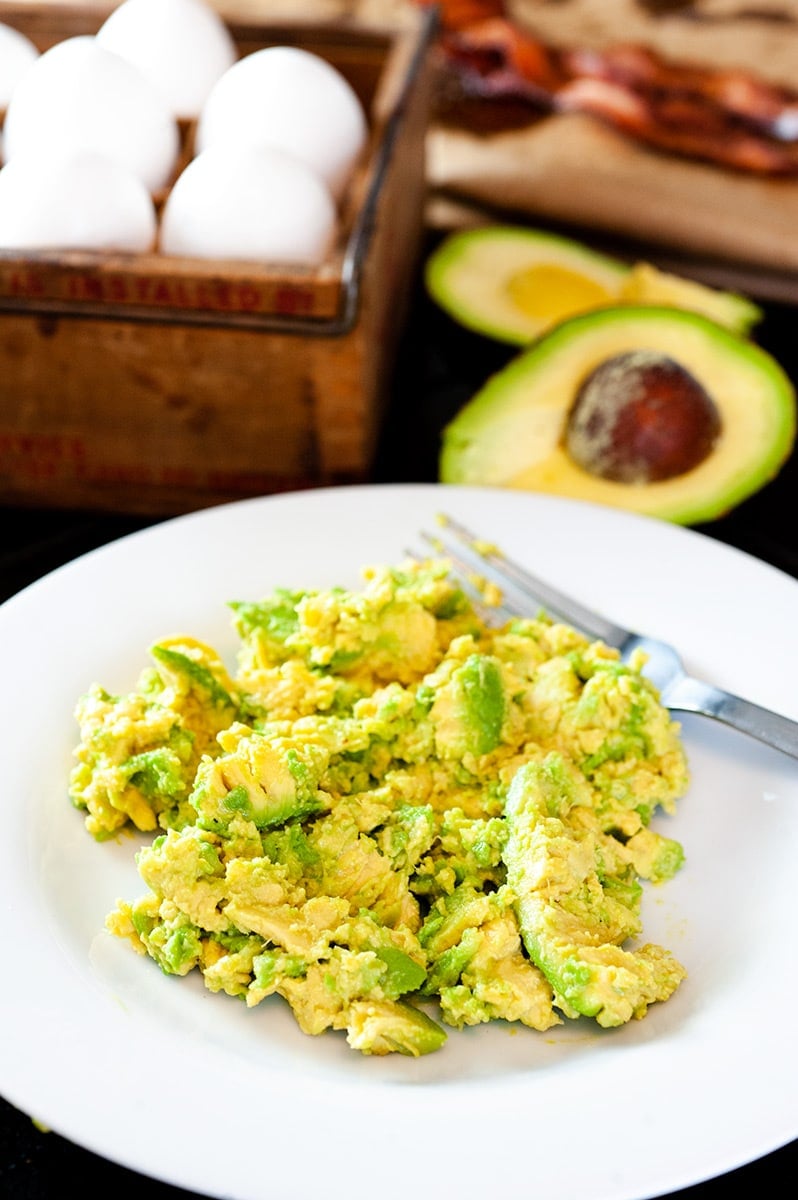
(2, 35), (180, 193)
(0, 150), (157, 251)
(96, 0), (237, 120)
(0, 22), (39, 109)
(159, 143), (337, 265)
(196, 45), (368, 201)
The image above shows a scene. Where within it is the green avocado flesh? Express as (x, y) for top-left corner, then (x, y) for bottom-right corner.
(425, 225), (762, 344)
(440, 305), (796, 526)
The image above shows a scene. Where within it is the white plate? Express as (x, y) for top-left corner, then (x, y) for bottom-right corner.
(1, 483), (797, 1200)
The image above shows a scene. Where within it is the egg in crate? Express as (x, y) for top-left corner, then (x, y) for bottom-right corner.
(96, 0), (238, 120)
(195, 45), (368, 202)
(159, 143), (336, 265)
(0, 21), (39, 109)
(0, 149), (157, 251)
(2, 35), (180, 193)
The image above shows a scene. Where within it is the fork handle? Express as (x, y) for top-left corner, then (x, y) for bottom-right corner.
(667, 676), (798, 761)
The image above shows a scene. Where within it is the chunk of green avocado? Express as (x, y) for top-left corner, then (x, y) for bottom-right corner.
(440, 305), (795, 525)
(503, 755), (686, 1027)
(345, 999), (447, 1056)
(431, 653), (506, 760)
(425, 225), (762, 344)
(192, 734), (329, 831)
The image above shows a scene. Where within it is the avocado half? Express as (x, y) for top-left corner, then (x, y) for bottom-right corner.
(440, 305), (796, 525)
(425, 225), (762, 345)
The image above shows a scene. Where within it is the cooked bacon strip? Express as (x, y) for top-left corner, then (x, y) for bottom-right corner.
(427, 4), (798, 175)
(555, 76), (798, 174)
(442, 18), (566, 97)
(562, 43), (798, 142)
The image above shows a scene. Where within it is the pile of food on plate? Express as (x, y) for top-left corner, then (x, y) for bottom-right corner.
(70, 553), (689, 1056)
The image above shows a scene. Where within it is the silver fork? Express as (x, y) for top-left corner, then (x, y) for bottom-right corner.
(421, 515), (798, 762)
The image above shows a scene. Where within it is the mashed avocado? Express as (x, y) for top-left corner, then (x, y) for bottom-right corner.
(71, 557), (689, 1055)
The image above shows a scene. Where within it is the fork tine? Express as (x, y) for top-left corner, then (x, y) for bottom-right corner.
(432, 514), (629, 648)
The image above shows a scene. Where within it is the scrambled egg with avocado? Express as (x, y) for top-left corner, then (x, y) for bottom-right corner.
(70, 558), (689, 1056)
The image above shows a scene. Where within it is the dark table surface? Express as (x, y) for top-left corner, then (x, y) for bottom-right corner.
(1, 235), (797, 1198)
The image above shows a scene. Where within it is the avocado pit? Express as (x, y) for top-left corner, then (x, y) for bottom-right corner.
(564, 350), (722, 484)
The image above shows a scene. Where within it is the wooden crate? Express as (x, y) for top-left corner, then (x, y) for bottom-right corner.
(0, 2), (436, 514)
